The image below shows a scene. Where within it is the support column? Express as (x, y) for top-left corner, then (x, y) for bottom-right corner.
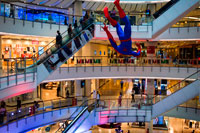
(75, 80), (82, 97)
(96, 79), (100, 91)
(74, 1), (82, 21)
(0, 36), (2, 69)
(68, 8), (73, 24)
(145, 120), (153, 133)
(85, 79), (91, 97)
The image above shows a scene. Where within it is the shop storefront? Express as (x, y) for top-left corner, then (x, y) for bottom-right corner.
(1, 36), (53, 58)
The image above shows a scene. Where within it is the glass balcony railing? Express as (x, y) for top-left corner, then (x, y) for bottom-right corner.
(0, 2), (82, 26)
(0, 96), (199, 129)
(1, 56), (199, 82)
(151, 70), (200, 104)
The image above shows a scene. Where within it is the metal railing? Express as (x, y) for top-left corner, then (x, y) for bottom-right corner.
(0, 98), (73, 126)
(0, 56), (199, 89)
(151, 70), (200, 104)
(56, 98), (97, 133)
(0, 2), (82, 27)
(1, 96), (199, 130)
(0, 17), (95, 89)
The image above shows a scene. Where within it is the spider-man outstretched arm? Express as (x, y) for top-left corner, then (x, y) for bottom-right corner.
(102, 23), (118, 50)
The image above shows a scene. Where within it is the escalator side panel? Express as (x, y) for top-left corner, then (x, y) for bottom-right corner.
(37, 24), (94, 85)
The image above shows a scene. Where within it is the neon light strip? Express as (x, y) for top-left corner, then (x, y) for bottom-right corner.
(82, 0), (170, 3)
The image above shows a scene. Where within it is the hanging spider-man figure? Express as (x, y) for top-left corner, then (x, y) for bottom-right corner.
(102, 0), (141, 56)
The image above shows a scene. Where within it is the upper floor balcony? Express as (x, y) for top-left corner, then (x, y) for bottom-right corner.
(0, 1), (199, 40)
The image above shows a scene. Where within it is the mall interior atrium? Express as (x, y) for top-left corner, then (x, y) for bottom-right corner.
(0, 0), (200, 132)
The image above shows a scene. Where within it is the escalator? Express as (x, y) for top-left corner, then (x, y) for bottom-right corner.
(56, 100), (96, 133)
(152, 70), (200, 118)
(18, 17), (95, 85)
(165, 106), (200, 121)
(152, 0), (199, 38)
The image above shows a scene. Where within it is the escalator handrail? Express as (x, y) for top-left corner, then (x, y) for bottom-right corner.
(38, 18), (94, 67)
(62, 102), (96, 133)
(62, 106), (89, 133)
(152, 69), (200, 104)
(17, 17), (94, 70)
(55, 99), (93, 132)
(153, 0), (180, 19)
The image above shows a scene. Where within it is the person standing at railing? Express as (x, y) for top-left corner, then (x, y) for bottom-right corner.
(57, 86), (60, 97)
(66, 90), (70, 98)
(120, 80), (124, 89)
(64, 16), (68, 26)
(56, 30), (62, 48)
(118, 93), (122, 107)
(0, 104), (6, 124)
(131, 89), (135, 103)
(96, 91), (100, 107)
(17, 97), (21, 110)
(1, 101), (6, 109)
(9, 4), (14, 18)
(33, 101), (39, 114)
(74, 20), (78, 29)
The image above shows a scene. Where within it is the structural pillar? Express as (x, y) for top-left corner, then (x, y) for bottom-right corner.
(74, 1), (82, 21)
(68, 8), (73, 25)
(85, 79), (91, 97)
(0, 36), (2, 69)
(75, 80), (82, 97)
(145, 120), (153, 133)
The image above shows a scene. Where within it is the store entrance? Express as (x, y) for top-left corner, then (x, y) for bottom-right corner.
(40, 82), (60, 100)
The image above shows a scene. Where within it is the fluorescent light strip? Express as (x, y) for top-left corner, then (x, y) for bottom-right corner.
(82, 0), (170, 3)
(42, 76), (196, 83)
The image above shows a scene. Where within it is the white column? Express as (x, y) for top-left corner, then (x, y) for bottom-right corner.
(85, 80), (91, 97)
(75, 80), (82, 97)
(145, 120), (153, 133)
(96, 79), (100, 91)
(0, 36), (2, 69)
(74, 1), (82, 21)
(68, 8), (73, 25)
(146, 79), (154, 95)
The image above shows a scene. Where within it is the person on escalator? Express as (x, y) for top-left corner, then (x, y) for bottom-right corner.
(68, 24), (73, 38)
(56, 30), (62, 48)
(74, 20), (78, 29)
